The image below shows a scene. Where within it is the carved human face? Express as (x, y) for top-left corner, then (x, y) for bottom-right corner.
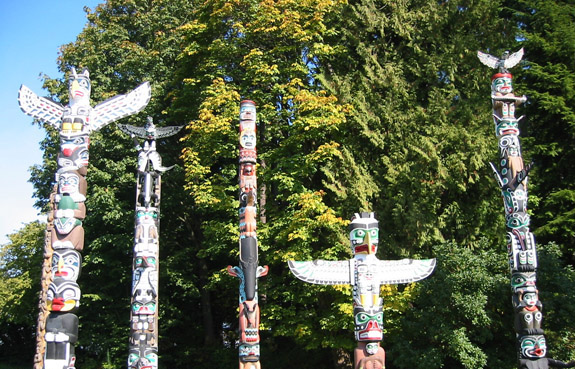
(519, 335), (546, 359)
(492, 75), (513, 94)
(240, 128), (256, 149)
(52, 249), (81, 281)
(240, 101), (256, 122)
(238, 343), (260, 361)
(354, 305), (384, 341)
(58, 172), (81, 195)
(47, 279), (81, 312)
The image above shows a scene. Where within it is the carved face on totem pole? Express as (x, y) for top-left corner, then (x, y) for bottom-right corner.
(144, 117), (157, 140)
(57, 171), (87, 199)
(519, 335), (547, 359)
(68, 68), (91, 106)
(136, 207), (159, 225)
(354, 305), (384, 341)
(128, 346), (158, 369)
(132, 265), (158, 316)
(52, 249), (82, 281)
(240, 128), (256, 150)
(238, 343), (260, 363)
(240, 100), (256, 123)
(349, 213), (379, 256)
(511, 271), (537, 293)
(61, 68), (91, 135)
(134, 252), (157, 270)
(47, 279), (81, 312)
(58, 135), (90, 173)
(492, 73), (513, 95)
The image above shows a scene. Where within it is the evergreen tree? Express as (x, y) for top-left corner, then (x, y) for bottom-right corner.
(319, 0), (519, 257)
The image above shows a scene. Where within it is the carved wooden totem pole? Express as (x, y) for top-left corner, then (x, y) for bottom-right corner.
(19, 68), (151, 369)
(289, 212), (436, 369)
(227, 100), (269, 369)
(478, 48), (575, 369)
(119, 118), (183, 369)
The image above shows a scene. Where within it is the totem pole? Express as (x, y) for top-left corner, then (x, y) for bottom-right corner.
(478, 48), (575, 369)
(18, 67), (151, 369)
(288, 212), (436, 369)
(227, 100), (269, 369)
(119, 118), (183, 369)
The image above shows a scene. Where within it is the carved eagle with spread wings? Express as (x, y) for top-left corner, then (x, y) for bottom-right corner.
(118, 117), (184, 140)
(477, 48), (524, 73)
(18, 69), (151, 134)
(288, 258), (436, 286)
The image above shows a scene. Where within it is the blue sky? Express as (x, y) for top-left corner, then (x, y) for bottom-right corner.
(0, 0), (100, 243)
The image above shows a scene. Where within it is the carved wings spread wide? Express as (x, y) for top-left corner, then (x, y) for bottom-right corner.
(154, 125), (184, 139)
(376, 258), (436, 284)
(288, 258), (436, 286)
(118, 123), (184, 139)
(477, 48), (524, 70)
(288, 260), (353, 285)
(18, 85), (65, 129)
(91, 81), (151, 131)
(19, 82), (151, 132)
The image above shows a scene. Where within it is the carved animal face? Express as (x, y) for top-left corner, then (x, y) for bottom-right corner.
(354, 305), (384, 341)
(349, 213), (379, 255)
(128, 346), (158, 369)
(68, 68), (91, 105)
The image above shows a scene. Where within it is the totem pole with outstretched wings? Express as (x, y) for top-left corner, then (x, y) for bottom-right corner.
(289, 212), (436, 369)
(19, 67), (150, 369)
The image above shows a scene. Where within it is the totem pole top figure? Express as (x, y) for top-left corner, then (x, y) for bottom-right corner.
(18, 67), (151, 137)
(477, 48), (524, 74)
(119, 117), (184, 175)
(120, 116), (184, 142)
(289, 212), (436, 305)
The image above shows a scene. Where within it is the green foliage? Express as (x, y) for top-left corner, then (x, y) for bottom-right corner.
(388, 240), (513, 369)
(0, 221), (45, 366)
(319, 0), (515, 256)
(505, 0), (575, 259)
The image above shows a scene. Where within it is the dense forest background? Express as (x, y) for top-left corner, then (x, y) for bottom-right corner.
(1, 0), (574, 368)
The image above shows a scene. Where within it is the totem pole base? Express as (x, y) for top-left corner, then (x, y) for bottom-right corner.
(354, 342), (386, 369)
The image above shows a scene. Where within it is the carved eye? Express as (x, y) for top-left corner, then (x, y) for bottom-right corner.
(355, 313), (369, 324)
